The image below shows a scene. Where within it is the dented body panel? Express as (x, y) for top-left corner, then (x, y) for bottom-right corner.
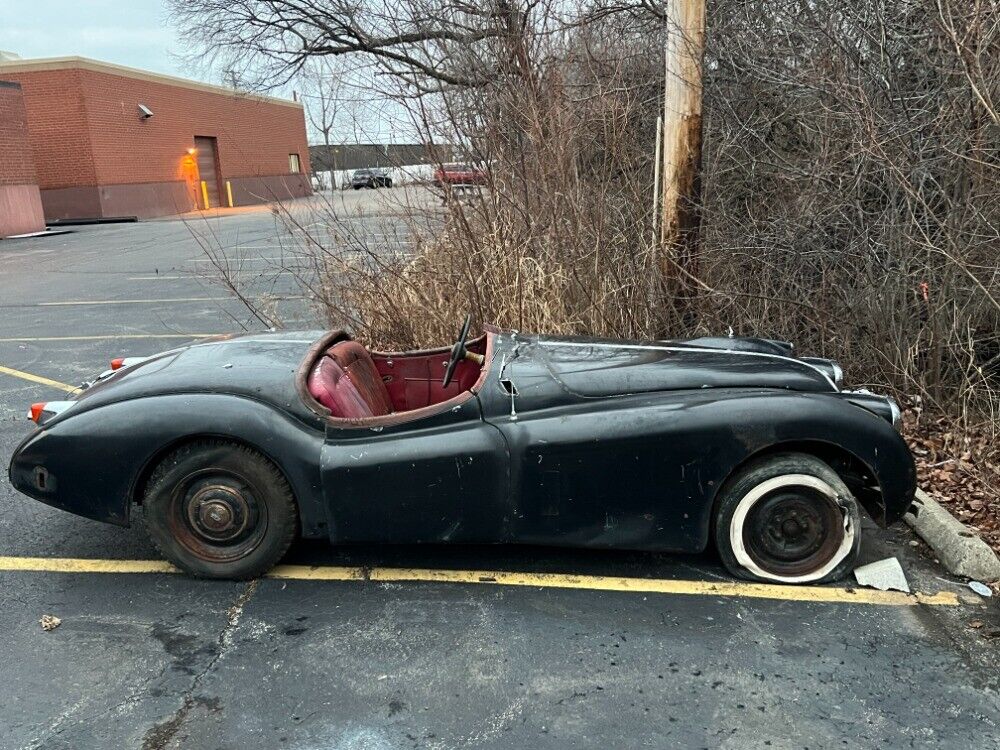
(8, 329), (915, 553)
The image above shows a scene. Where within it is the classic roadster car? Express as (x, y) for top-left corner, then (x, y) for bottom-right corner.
(9, 318), (914, 582)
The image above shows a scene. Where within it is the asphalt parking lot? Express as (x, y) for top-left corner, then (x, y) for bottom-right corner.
(1, 190), (998, 749)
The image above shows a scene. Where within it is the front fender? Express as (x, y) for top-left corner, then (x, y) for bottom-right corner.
(705, 391), (916, 527)
(8, 394), (326, 534)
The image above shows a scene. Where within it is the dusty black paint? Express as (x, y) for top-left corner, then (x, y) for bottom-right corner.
(7, 329), (915, 552)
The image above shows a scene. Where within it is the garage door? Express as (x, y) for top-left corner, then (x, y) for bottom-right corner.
(194, 136), (221, 208)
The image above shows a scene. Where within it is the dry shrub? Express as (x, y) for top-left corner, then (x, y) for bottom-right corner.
(225, 0), (1000, 429)
(699, 0), (1000, 425)
(304, 18), (674, 349)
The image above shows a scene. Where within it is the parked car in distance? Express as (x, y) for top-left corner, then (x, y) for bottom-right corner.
(10, 317), (914, 583)
(433, 163), (488, 187)
(351, 168), (392, 189)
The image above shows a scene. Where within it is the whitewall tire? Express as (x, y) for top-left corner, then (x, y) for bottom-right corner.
(714, 453), (861, 584)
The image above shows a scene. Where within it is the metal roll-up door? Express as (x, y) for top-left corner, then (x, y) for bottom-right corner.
(194, 136), (220, 208)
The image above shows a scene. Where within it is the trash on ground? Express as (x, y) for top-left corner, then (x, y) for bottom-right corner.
(853, 558), (910, 593)
(968, 581), (992, 597)
(39, 615), (61, 631)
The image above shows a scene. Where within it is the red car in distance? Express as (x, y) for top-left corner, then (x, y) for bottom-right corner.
(433, 163), (488, 187)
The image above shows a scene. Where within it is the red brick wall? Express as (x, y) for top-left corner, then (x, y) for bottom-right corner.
(0, 80), (43, 186)
(78, 68), (311, 186)
(1, 71), (96, 189)
(0, 81), (46, 236)
(1, 63), (310, 192)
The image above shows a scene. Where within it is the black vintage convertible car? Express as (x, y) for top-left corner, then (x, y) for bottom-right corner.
(9, 318), (914, 582)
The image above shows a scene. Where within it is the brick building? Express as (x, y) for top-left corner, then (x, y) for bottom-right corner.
(0, 57), (311, 220)
(0, 80), (45, 237)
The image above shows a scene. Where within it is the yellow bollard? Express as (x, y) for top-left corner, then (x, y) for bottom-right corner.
(226, 181), (234, 208)
(200, 180), (210, 210)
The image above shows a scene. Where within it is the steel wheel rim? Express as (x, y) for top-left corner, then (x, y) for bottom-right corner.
(729, 474), (854, 583)
(743, 490), (844, 577)
(169, 469), (268, 562)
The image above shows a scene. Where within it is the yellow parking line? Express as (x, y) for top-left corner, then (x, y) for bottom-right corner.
(0, 334), (222, 342)
(272, 565), (960, 606)
(0, 365), (79, 394)
(0, 556), (175, 574)
(0, 556), (961, 606)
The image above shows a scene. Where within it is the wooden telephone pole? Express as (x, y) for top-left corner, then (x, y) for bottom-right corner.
(655, 0), (706, 286)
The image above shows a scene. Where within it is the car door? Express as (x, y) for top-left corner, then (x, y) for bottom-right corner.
(320, 395), (510, 544)
(481, 343), (707, 552)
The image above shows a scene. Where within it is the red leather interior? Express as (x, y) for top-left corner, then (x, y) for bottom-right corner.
(308, 340), (394, 418)
(307, 335), (488, 418)
(372, 338), (486, 412)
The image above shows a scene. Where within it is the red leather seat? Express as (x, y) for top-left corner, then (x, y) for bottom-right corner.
(308, 340), (393, 418)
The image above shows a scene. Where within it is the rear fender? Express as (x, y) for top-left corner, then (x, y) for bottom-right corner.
(8, 394), (326, 534)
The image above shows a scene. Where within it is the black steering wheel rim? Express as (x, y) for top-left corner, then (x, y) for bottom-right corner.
(442, 314), (472, 388)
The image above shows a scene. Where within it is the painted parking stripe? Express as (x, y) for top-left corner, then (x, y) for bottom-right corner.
(0, 365), (80, 394)
(0, 334), (224, 342)
(128, 271), (298, 280)
(32, 296), (307, 307)
(0, 556), (962, 606)
(0, 557), (176, 574)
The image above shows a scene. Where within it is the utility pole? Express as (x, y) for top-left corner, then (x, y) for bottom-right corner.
(658, 0), (706, 286)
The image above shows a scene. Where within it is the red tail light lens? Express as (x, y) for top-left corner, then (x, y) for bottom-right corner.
(28, 403), (45, 423)
(110, 357), (125, 370)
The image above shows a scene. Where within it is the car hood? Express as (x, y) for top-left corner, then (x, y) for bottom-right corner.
(64, 331), (327, 422)
(516, 334), (837, 397)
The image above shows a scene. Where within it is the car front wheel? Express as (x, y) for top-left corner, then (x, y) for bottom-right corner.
(714, 453), (860, 584)
(142, 440), (298, 579)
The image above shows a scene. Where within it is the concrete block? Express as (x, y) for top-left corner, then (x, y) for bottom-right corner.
(905, 489), (1000, 581)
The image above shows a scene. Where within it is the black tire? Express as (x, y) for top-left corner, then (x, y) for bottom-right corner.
(143, 440), (297, 579)
(714, 453), (860, 584)
(384, 179), (393, 188)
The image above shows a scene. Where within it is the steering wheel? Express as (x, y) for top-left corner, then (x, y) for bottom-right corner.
(442, 314), (485, 388)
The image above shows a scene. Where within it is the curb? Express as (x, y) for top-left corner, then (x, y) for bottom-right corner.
(905, 489), (1000, 581)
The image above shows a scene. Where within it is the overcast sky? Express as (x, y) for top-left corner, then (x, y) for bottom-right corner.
(0, 1), (415, 145)
(0, 0), (186, 77)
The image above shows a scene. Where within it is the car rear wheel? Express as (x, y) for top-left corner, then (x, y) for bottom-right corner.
(714, 453), (860, 584)
(142, 440), (297, 579)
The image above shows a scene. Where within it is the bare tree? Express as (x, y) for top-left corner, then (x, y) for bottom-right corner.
(167, 0), (542, 90)
(299, 57), (348, 151)
(297, 57), (351, 188)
